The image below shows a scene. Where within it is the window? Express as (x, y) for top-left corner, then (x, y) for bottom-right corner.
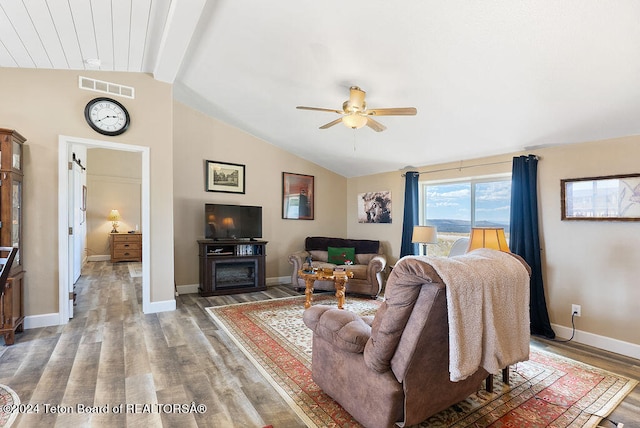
(420, 176), (511, 256)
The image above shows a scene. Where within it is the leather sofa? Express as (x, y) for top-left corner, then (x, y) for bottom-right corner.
(288, 236), (386, 298)
(303, 250), (531, 428)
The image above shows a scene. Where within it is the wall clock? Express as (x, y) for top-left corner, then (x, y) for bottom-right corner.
(84, 97), (130, 136)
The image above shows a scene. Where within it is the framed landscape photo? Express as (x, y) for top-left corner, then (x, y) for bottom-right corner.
(561, 173), (640, 221)
(206, 160), (245, 194)
(282, 172), (314, 220)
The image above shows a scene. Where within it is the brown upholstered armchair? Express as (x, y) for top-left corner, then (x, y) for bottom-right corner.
(303, 249), (531, 428)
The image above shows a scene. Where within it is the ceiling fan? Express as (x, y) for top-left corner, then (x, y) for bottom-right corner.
(296, 86), (417, 132)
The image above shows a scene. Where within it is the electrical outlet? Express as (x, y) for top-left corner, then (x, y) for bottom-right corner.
(571, 304), (581, 317)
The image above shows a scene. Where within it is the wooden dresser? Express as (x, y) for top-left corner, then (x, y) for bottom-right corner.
(110, 233), (142, 262)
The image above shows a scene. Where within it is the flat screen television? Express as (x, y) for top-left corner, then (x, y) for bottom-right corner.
(205, 204), (262, 240)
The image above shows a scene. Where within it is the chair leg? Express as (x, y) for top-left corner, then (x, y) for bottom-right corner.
(486, 374), (494, 393)
(502, 367), (509, 385)
(486, 367), (510, 393)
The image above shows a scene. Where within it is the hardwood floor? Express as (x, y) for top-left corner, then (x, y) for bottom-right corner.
(0, 261), (638, 427)
(530, 338), (640, 427)
(0, 261), (306, 428)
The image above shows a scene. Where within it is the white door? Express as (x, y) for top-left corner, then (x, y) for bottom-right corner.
(67, 154), (85, 318)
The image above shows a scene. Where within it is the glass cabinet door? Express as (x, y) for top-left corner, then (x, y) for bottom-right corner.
(12, 140), (21, 171)
(11, 179), (21, 266)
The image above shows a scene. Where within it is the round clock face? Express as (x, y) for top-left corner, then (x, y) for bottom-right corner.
(84, 97), (130, 136)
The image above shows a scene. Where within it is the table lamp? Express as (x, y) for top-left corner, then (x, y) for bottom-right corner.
(412, 225), (438, 255)
(108, 209), (121, 233)
(466, 227), (510, 252)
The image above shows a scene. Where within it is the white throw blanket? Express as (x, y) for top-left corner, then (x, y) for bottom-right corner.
(426, 249), (531, 382)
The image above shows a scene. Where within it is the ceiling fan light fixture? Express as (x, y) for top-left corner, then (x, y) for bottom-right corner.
(343, 100), (363, 113)
(349, 86), (366, 109)
(343, 87), (366, 113)
(297, 86), (416, 132)
(342, 113), (368, 129)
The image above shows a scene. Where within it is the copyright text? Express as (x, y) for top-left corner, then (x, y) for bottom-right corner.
(2, 402), (207, 414)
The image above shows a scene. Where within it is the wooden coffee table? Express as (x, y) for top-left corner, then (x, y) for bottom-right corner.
(298, 268), (354, 309)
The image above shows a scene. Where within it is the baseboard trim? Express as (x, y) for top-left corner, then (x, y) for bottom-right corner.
(176, 283), (199, 295)
(176, 277), (290, 295)
(146, 298), (176, 313)
(22, 301), (176, 328)
(267, 276), (290, 286)
(87, 255), (110, 262)
(551, 322), (640, 360)
(24, 313), (61, 329)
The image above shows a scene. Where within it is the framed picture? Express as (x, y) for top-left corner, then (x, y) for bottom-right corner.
(561, 173), (640, 221)
(358, 191), (392, 223)
(206, 160), (245, 194)
(282, 172), (314, 220)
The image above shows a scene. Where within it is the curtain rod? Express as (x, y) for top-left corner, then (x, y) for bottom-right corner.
(401, 155), (539, 177)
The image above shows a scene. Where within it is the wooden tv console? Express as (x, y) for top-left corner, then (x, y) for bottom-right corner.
(198, 240), (267, 296)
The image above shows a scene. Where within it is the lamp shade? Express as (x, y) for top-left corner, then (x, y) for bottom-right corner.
(412, 225), (438, 244)
(222, 217), (235, 228)
(466, 227), (510, 252)
(108, 209), (121, 221)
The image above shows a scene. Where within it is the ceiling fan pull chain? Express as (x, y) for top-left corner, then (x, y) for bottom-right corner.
(353, 130), (357, 151)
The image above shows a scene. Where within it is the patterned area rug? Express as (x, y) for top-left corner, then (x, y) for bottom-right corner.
(0, 383), (20, 427)
(206, 295), (637, 428)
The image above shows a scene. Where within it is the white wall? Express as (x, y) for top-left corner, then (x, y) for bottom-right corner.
(0, 68), (175, 316)
(347, 153), (514, 265)
(537, 136), (640, 351)
(172, 101), (348, 287)
(347, 137), (640, 356)
(86, 149), (142, 259)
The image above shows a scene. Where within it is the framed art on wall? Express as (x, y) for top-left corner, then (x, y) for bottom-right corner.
(357, 191), (392, 223)
(206, 160), (245, 194)
(561, 173), (640, 220)
(282, 172), (314, 220)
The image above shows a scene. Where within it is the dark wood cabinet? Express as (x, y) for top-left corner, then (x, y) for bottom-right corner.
(198, 240), (267, 296)
(0, 128), (25, 345)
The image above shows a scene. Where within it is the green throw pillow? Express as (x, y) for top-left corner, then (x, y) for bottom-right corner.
(327, 247), (355, 265)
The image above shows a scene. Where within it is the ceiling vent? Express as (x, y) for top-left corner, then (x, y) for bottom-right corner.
(78, 76), (135, 99)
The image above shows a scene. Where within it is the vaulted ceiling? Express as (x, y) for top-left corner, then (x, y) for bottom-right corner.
(2, 0), (639, 177)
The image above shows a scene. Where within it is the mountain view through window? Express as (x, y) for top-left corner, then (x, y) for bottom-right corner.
(421, 177), (511, 256)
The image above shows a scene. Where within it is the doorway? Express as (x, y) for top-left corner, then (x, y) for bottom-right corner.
(58, 135), (151, 324)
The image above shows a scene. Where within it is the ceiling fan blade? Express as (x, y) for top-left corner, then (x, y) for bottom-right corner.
(366, 117), (387, 132)
(319, 117), (344, 129)
(297, 106), (343, 114)
(366, 107), (417, 116)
